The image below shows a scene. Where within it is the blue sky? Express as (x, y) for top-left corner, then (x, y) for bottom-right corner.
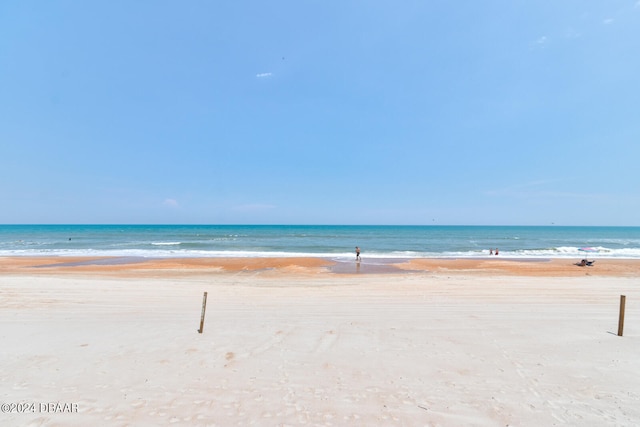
(1, 1), (639, 225)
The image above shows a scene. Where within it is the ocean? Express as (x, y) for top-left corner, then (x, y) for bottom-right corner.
(1, 225), (640, 259)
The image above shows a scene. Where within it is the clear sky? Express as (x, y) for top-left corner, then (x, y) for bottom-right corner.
(1, 1), (639, 225)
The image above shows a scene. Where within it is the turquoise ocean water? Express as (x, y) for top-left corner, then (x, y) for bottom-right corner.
(1, 225), (639, 259)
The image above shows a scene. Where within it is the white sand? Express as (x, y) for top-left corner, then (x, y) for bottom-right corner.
(1, 270), (639, 426)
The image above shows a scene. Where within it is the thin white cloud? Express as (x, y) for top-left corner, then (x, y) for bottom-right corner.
(565, 28), (581, 39)
(603, 18), (614, 25)
(256, 72), (273, 78)
(163, 198), (179, 208)
(531, 36), (549, 49)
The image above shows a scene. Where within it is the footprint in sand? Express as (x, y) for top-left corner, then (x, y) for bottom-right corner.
(247, 329), (291, 357)
(315, 330), (338, 352)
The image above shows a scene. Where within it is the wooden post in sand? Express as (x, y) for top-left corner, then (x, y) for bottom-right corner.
(198, 292), (208, 334)
(617, 295), (626, 337)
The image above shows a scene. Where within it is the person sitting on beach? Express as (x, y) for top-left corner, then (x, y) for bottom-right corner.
(579, 259), (587, 266)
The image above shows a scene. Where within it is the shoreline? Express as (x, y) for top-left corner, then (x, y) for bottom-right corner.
(2, 256), (640, 277)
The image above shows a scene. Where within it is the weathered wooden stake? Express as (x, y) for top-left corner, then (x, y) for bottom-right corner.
(617, 295), (626, 337)
(198, 291), (208, 334)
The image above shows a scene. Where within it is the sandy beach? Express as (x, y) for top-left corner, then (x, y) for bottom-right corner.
(1, 257), (639, 426)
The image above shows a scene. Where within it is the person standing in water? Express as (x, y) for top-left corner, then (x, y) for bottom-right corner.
(355, 246), (361, 261)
